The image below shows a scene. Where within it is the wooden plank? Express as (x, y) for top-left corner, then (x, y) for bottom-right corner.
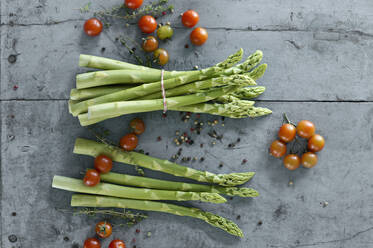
(1, 23), (373, 101)
(2, 0), (373, 34)
(1, 101), (372, 247)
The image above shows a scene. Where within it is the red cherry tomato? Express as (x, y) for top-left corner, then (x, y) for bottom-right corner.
(125, 0), (143, 9)
(308, 134), (325, 152)
(109, 239), (126, 248)
(142, 36), (158, 52)
(190, 27), (208, 46)
(296, 120), (316, 139)
(182, 10), (199, 28)
(301, 152), (318, 168)
(130, 118), (146, 135)
(83, 169), (100, 187)
(270, 140), (287, 158)
(278, 123), (296, 143)
(138, 15), (157, 33)
(84, 237), (101, 248)
(95, 221), (113, 239)
(283, 154), (301, 170)
(94, 155), (113, 174)
(84, 18), (103, 36)
(120, 133), (138, 151)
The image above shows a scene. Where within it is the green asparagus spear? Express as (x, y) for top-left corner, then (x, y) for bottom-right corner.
(215, 95), (242, 103)
(52, 176), (226, 203)
(101, 172), (259, 198)
(71, 194), (244, 237)
(169, 100), (271, 118)
(80, 86), (238, 125)
(79, 54), (161, 71)
(76, 69), (200, 89)
(79, 48), (243, 72)
(74, 138), (255, 186)
(87, 86), (238, 119)
(230, 86), (266, 99)
(70, 85), (136, 101)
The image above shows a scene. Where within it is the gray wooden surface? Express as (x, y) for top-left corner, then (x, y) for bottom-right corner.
(1, 0), (373, 247)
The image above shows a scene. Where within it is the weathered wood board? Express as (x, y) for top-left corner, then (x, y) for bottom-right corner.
(1, 0), (373, 247)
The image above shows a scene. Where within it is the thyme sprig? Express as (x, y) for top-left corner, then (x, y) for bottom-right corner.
(80, 2), (91, 13)
(59, 208), (147, 226)
(94, 0), (173, 21)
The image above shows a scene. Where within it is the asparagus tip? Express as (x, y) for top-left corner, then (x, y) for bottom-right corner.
(202, 211), (244, 237)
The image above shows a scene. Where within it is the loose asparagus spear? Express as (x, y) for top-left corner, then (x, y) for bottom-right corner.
(230, 86), (266, 99)
(74, 138), (255, 187)
(80, 86), (239, 125)
(70, 85), (135, 101)
(71, 194), (244, 237)
(87, 86), (239, 119)
(70, 49), (244, 116)
(101, 172), (259, 198)
(52, 176), (226, 203)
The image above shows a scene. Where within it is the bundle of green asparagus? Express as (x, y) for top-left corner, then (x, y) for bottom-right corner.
(52, 138), (260, 237)
(69, 49), (271, 126)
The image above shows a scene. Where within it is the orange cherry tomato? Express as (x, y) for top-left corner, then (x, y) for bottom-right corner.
(296, 120), (316, 139)
(153, 48), (169, 66)
(130, 118), (146, 135)
(94, 155), (113, 173)
(142, 36), (158, 52)
(83, 169), (100, 187)
(270, 140), (287, 158)
(84, 18), (103, 36)
(84, 238), (101, 248)
(182, 10), (199, 28)
(95, 221), (113, 239)
(190, 27), (208, 46)
(120, 133), (138, 151)
(301, 152), (318, 168)
(283, 154), (301, 170)
(308, 134), (325, 152)
(125, 0), (143, 9)
(138, 15), (157, 33)
(109, 239), (126, 248)
(278, 123), (296, 143)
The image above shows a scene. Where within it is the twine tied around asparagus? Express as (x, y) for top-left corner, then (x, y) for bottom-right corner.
(160, 69), (167, 113)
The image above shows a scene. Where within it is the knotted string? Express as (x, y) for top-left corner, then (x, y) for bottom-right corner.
(160, 69), (167, 113)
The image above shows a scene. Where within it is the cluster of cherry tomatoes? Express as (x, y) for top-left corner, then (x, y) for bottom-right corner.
(139, 9), (207, 65)
(82, 0), (208, 66)
(270, 119), (325, 170)
(83, 118), (145, 187)
(84, 221), (126, 248)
